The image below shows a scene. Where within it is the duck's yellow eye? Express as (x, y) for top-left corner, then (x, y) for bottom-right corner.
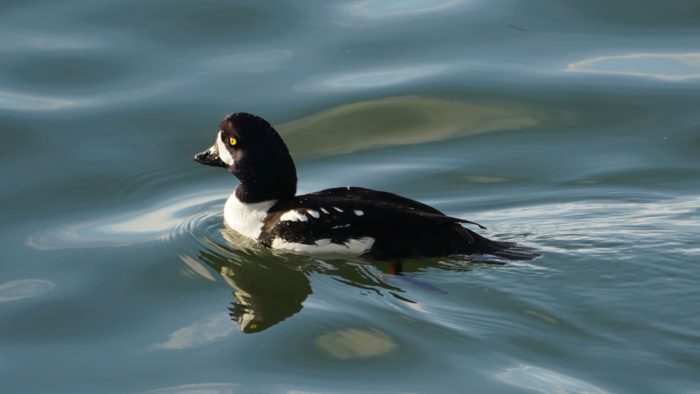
(229, 137), (237, 146)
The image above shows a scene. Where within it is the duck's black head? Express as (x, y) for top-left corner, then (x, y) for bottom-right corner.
(194, 112), (297, 203)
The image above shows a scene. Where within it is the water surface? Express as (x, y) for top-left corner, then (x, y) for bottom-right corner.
(1, 0), (700, 393)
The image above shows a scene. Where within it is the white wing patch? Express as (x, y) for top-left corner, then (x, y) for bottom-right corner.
(320, 207), (329, 214)
(271, 237), (375, 256)
(333, 206), (344, 212)
(354, 210), (364, 216)
(307, 210), (320, 219)
(280, 210), (308, 222)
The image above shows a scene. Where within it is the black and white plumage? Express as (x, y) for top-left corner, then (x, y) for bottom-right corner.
(194, 112), (534, 260)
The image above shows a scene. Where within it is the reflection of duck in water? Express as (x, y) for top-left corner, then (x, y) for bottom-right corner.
(194, 229), (458, 333)
(196, 231), (311, 333)
(195, 112), (536, 260)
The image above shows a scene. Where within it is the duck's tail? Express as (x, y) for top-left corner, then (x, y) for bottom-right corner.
(464, 228), (540, 261)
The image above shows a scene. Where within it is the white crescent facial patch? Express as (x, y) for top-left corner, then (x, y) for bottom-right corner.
(216, 130), (235, 166)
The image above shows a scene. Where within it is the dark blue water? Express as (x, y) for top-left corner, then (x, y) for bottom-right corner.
(2, 1), (700, 393)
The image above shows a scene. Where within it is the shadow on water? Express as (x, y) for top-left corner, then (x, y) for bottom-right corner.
(280, 95), (555, 159)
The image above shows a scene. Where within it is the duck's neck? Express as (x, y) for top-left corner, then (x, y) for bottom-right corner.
(234, 179), (296, 204)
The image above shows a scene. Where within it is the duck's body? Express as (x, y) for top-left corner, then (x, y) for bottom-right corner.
(196, 112), (532, 260)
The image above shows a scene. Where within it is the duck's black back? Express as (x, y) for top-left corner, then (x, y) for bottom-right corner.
(259, 187), (531, 259)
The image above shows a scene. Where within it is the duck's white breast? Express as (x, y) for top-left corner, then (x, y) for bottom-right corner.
(223, 193), (277, 240)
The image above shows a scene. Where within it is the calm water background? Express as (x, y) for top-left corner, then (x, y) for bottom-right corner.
(1, 0), (700, 393)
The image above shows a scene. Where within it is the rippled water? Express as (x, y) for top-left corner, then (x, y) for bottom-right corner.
(2, 0), (700, 393)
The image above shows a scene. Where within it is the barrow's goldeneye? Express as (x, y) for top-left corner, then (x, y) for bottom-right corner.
(194, 112), (535, 260)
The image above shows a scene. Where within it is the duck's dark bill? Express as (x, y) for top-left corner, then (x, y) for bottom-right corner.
(194, 148), (226, 168)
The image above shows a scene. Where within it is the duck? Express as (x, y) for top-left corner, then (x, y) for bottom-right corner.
(194, 112), (535, 260)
